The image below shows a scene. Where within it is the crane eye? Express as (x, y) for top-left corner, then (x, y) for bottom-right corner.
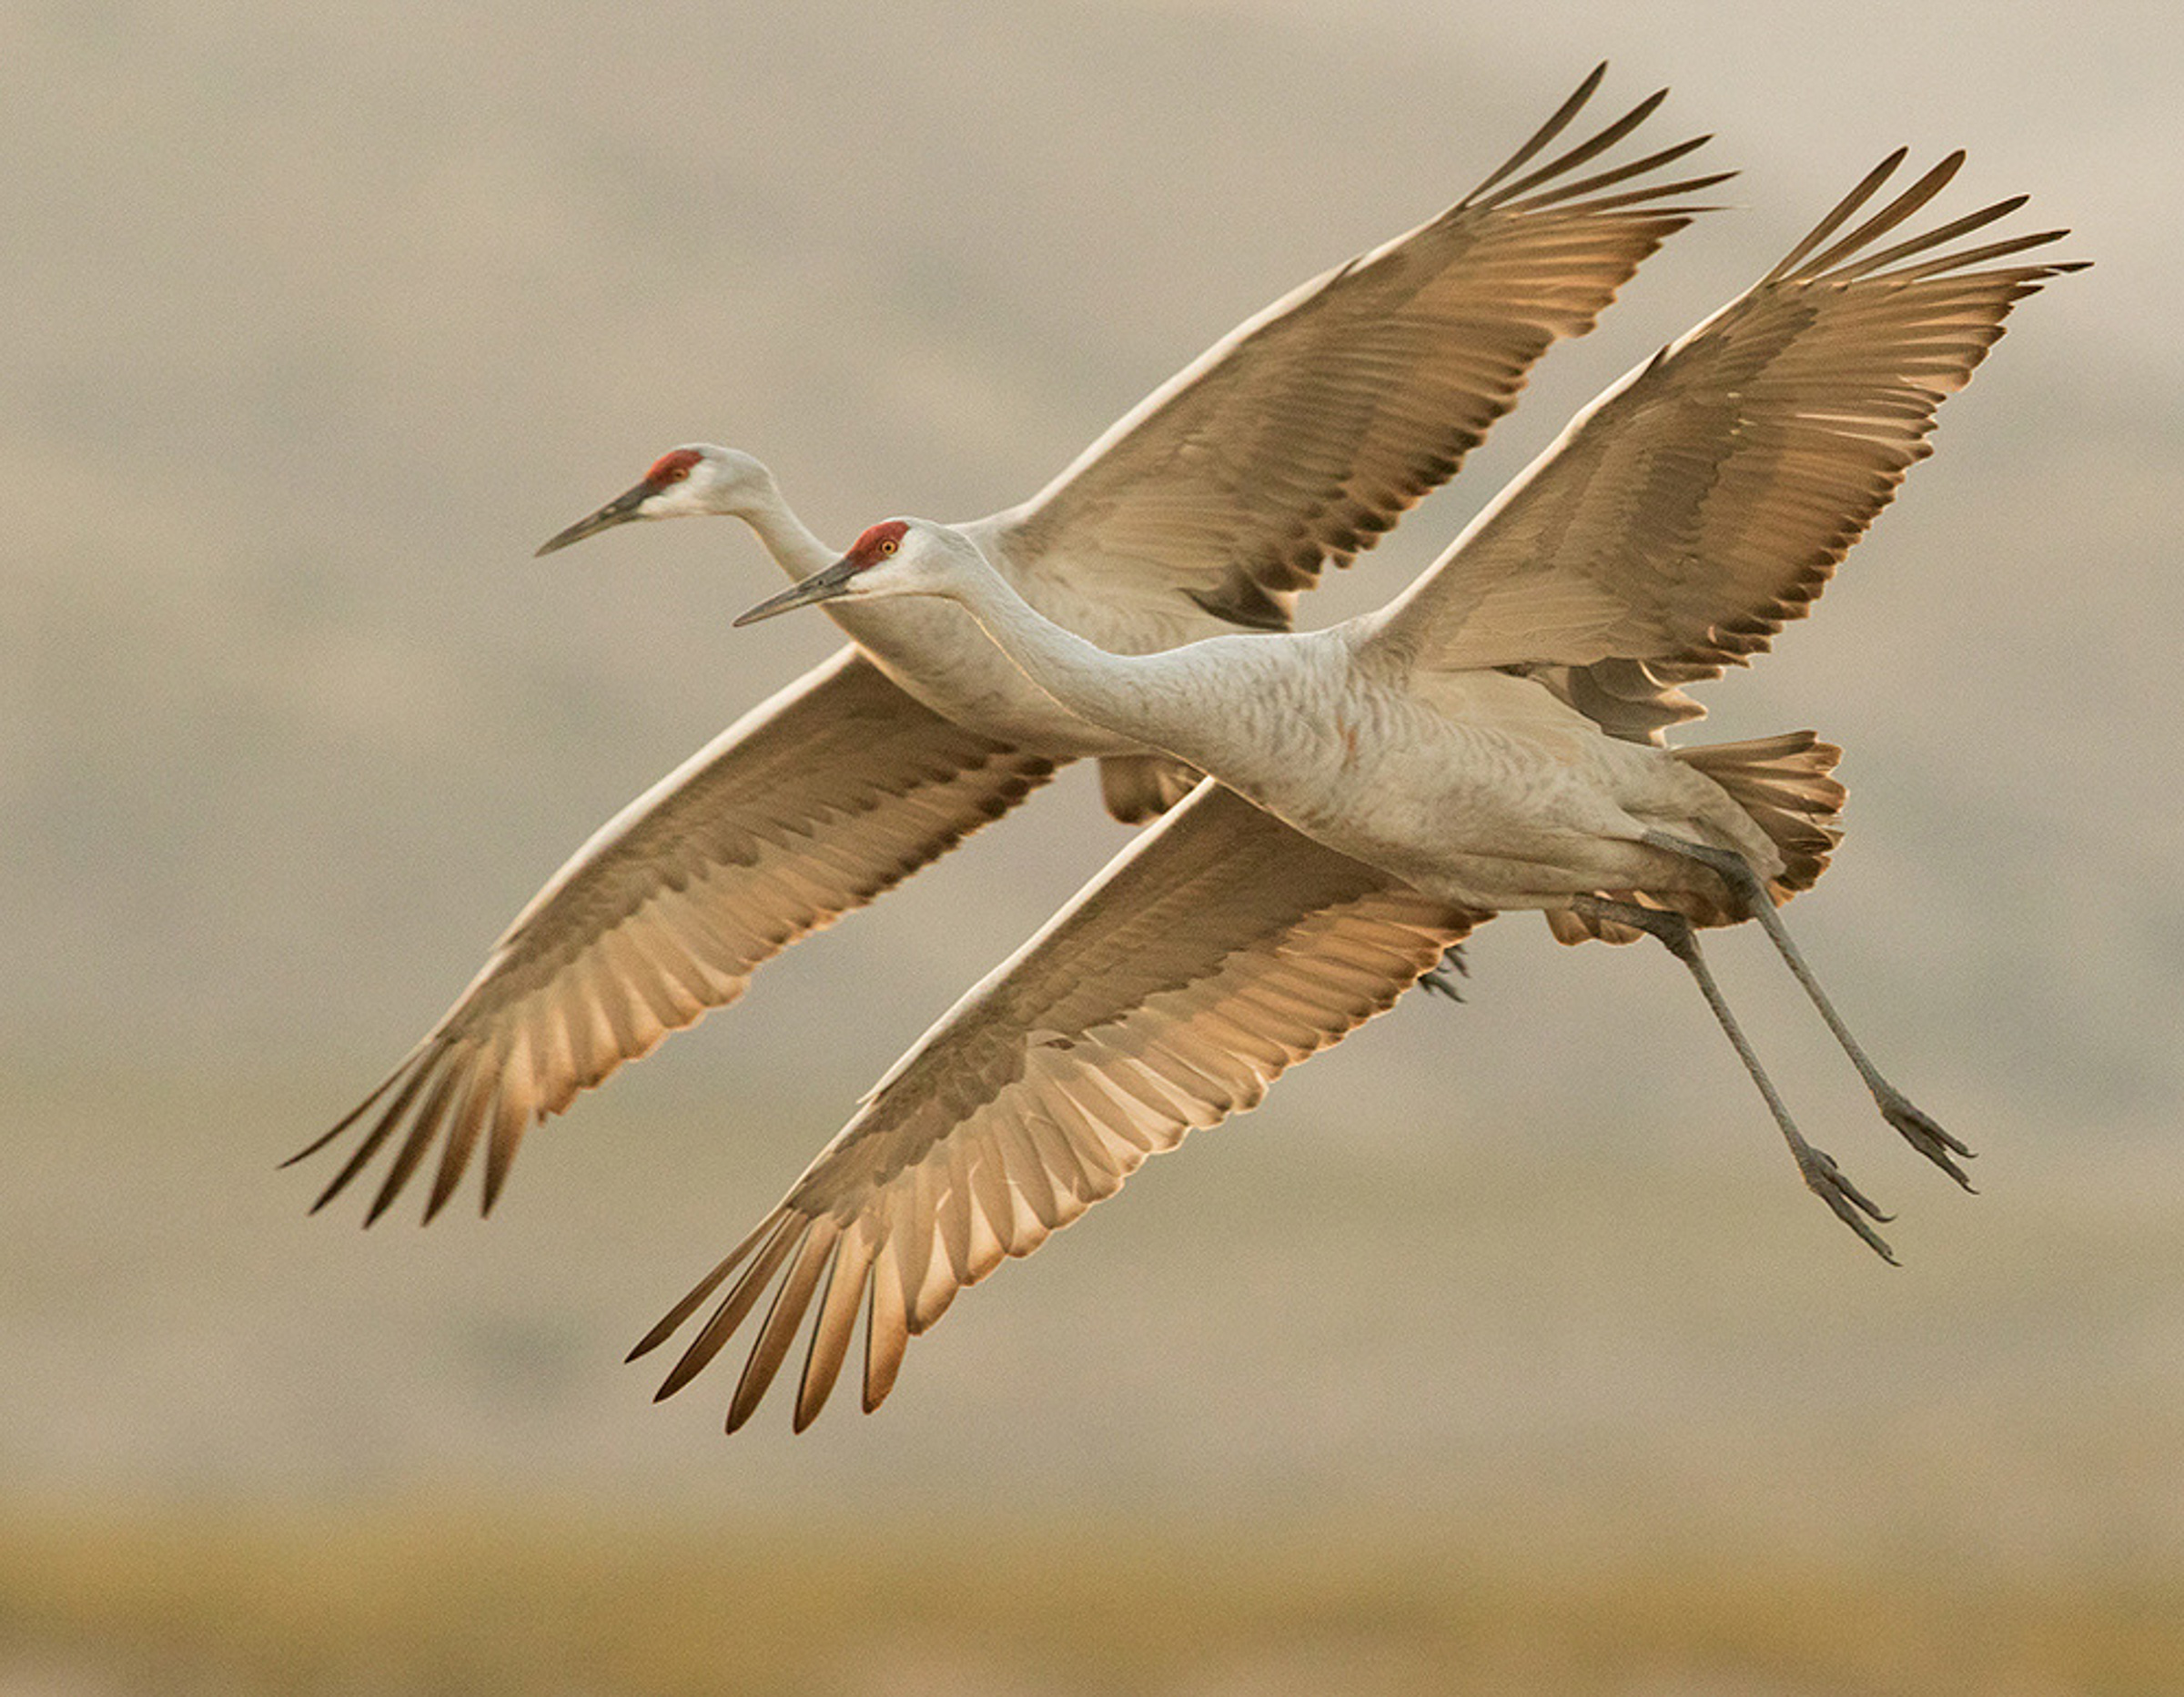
(878, 540), (897, 556)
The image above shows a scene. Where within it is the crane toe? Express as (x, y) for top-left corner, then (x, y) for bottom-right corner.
(1416, 945), (1470, 1000)
(1877, 1090), (1977, 1191)
(1794, 1142), (1899, 1265)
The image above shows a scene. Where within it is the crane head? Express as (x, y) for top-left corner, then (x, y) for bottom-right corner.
(735, 519), (962, 625)
(534, 444), (767, 556)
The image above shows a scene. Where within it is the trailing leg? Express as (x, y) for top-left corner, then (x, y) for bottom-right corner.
(1575, 894), (1897, 1262)
(1642, 832), (1974, 1189)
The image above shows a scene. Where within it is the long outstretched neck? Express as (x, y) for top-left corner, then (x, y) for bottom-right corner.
(935, 554), (1205, 753)
(732, 472), (835, 583)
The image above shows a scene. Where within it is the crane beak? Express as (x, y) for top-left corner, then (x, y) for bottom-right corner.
(733, 556), (862, 626)
(535, 482), (653, 557)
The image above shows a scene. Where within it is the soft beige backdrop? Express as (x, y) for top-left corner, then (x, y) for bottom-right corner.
(5, 2), (2178, 1691)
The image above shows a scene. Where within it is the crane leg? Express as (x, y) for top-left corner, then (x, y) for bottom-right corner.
(1574, 894), (1897, 1263)
(1641, 832), (1975, 1190)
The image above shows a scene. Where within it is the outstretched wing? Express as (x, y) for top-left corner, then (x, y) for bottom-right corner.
(632, 783), (1481, 1433)
(292, 649), (1057, 1224)
(1364, 151), (2083, 692)
(985, 65), (1729, 633)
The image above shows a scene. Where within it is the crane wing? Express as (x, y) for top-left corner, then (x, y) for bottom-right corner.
(986, 66), (1730, 631)
(1362, 152), (2084, 694)
(632, 782), (1481, 1433)
(291, 648), (1057, 1224)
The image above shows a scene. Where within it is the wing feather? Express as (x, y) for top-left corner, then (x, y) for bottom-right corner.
(633, 784), (1481, 1431)
(794, 1222), (875, 1432)
(652, 1215), (802, 1400)
(422, 1070), (495, 1222)
(1365, 154), (2084, 700)
(986, 67), (1728, 631)
(292, 649), (1056, 1221)
(729, 1217), (839, 1432)
(863, 1243), (913, 1413)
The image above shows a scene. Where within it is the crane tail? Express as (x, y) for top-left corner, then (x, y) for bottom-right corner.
(1549, 731), (1846, 946)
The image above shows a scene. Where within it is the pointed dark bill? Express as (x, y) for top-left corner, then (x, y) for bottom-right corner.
(734, 556), (863, 626)
(535, 482), (655, 557)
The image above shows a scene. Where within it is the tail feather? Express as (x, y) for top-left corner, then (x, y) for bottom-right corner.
(1677, 730), (1845, 901)
(1549, 729), (1845, 945)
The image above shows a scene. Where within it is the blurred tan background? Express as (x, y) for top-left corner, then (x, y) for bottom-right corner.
(5, 1), (2179, 1692)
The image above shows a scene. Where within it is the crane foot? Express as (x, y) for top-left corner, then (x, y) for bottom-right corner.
(1416, 945), (1469, 1001)
(1877, 1088), (1976, 1190)
(1795, 1141), (1898, 1264)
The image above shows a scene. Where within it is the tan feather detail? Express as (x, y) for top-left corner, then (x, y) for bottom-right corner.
(863, 1244), (912, 1414)
(794, 1221), (876, 1433)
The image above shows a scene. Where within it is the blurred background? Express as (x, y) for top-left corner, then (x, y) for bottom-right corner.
(5, 1), (2179, 1691)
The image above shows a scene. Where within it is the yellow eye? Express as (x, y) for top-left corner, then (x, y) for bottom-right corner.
(878, 540), (897, 556)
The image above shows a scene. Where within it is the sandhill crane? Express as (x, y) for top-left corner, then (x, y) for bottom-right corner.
(293, 68), (1726, 1226)
(644, 151), (2079, 1431)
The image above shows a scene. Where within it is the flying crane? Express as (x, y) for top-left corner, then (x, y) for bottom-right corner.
(650, 149), (2080, 1431)
(294, 69), (1723, 1226)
